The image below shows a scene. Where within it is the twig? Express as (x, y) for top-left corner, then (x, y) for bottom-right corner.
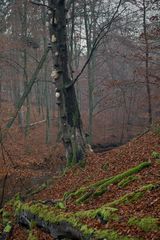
(30, 0), (52, 9)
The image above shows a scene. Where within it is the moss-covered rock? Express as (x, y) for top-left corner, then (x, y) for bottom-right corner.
(128, 216), (160, 232)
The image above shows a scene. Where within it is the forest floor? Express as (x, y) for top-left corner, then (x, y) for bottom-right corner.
(0, 126), (160, 239)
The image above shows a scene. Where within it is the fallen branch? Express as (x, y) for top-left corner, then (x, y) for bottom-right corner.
(20, 119), (47, 129)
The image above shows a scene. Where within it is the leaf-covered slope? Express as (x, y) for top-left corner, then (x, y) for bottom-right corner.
(0, 131), (160, 240)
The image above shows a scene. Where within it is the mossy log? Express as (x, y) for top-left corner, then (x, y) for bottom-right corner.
(18, 211), (84, 240)
(12, 183), (159, 240)
(75, 162), (151, 204)
(105, 184), (158, 207)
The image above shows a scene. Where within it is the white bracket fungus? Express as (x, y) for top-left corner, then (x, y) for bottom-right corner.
(51, 70), (59, 80)
(51, 35), (57, 43)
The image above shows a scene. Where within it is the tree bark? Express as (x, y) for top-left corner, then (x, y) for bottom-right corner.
(18, 210), (84, 240)
(49, 0), (86, 165)
(142, 0), (152, 125)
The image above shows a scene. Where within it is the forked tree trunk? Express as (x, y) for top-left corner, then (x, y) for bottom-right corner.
(49, 0), (86, 165)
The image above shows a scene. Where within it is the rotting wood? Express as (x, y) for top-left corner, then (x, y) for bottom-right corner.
(18, 211), (84, 240)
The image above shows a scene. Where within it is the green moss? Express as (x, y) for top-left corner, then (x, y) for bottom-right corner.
(75, 206), (118, 222)
(56, 201), (66, 209)
(101, 162), (109, 171)
(63, 187), (86, 201)
(76, 191), (93, 204)
(79, 224), (94, 236)
(106, 184), (154, 207)
(14, 200), (119, 238)
(4, 222), (12, 233)
(91, 176), (113, 189)
(12, 183), (157, 240)
(63, 190), (75, 200)
(29, 220), (37, 229)
(95, 230), (139, 240)
(96, 209), (119, 222)
(151, 151), (160, 159)
(2, 211), (11, 225)
(128, 216), (160, 232)
(94, 162), (151, 197)
(75, 162), (151, 204)
(118, 176), (139, 188)
(28, 230), (38, 240)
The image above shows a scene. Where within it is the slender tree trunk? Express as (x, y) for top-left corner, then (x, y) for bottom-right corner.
(22, 0), (30, 136)
(83, 0), (98, 144)
(49, 0), (86, 165)
(5, 47), (50, 130)
(83, 0), (94, 144)
(42, 5), (51, 144)
(143, 0), (152, 126)
(0, 69), (2, 110)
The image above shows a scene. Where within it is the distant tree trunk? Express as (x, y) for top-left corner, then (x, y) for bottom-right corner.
(42, 5), (51, 144)
(69, 3), (82, 111)
(142, 0), (152, 126)
(0, 69), (2, 110)
(83, 0), (95, 145)
(22, 0), (30, 136)
(49, 0), (86, 165)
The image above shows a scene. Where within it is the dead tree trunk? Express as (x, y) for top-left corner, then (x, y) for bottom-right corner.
(49, 0), (86, 166)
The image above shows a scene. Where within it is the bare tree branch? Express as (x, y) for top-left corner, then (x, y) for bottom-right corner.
(30, 0), (53, 9)
(2, 47), (50, 134)
(65, 0), (123, 88)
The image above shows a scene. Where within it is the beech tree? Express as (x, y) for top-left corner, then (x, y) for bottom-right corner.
(3, 0), (124, 164)
(35, 0), (123, 164)
(31, 0), (87, 165)
(50, 0), (87, 165)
